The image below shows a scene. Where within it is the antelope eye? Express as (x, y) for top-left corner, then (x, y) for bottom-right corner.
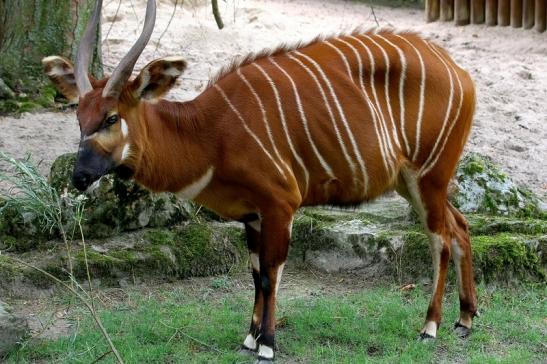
(105, 114), (119, 126)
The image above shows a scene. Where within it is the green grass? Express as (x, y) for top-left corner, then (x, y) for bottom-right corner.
(6, 283), (546, 363)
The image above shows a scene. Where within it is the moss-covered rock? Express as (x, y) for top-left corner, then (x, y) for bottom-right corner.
(0, 221), (248, 295)
(451, 153), (545, 218)
(0, 299), (29, 357)
(290, 203), (546, 284)
(49, 153), (193, 238)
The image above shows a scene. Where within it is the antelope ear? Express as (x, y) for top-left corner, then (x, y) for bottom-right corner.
(41, 56), (79, 104)
(130, 57), (187, 100)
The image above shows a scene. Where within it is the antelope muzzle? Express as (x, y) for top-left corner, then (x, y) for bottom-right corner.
(72, 141), (115, 192)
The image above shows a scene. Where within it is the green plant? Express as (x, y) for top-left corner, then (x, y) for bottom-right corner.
(0, 150), (123, 363)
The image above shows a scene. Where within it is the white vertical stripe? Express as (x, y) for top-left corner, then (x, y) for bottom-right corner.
(288, 53), (356, 185)
(418, 41), (456, 177)
(293, 50), (367, 190)
(324, 40), (352, 78)
(252, 62), (310, 195)
(348, 35), (397, 172)
(420, 45), (464, 177)
(237, 68), (290, 175)
(269, 58), (335, 179)
(377, 34), (410, 156)
(361, 34), (402, 151)
(394, 34), (426, 162)
(321, 41), (371, 192)
(214, 84), (287, 179)
(335, 37), (391, 179)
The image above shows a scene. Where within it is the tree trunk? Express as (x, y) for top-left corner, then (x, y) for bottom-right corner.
(0, 0), (102, 111)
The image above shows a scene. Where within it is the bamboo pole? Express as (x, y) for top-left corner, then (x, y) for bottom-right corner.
(426, 0), (441, 22)
(498, 0), (511, 25)
(536, 0), (546, 32)
(440, 0), (454, 21)
(511, 0), (523, 27)
(455, 0), (470, 25)
(486, 0), (498, 25)
(523, 0), (535, 28)
(472, 0), (486, 23)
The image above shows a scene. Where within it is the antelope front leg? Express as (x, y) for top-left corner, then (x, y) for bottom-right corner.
(256, 211), (292, 363)
(241, 220), (263, 354)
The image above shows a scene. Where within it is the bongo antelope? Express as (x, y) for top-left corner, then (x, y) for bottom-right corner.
(43, 0), (478, 361)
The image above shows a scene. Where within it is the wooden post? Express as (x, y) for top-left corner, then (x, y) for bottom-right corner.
(511, 0), (523, 27)
(426, 0), (441, 22)
(440, 0), (454, 21)
(498, 0), (511, 25)
(536, 0), (546, 32)
(455, 0), (470, 25)
(472, 0), (486, 23)
(523, 0), (535, 28)
(486, 0), (498, 25)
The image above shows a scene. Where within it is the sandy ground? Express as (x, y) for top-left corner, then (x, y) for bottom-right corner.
(0, 0), (545, 195)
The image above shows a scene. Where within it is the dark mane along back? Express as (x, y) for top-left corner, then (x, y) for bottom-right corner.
(207, 27), (417, 87)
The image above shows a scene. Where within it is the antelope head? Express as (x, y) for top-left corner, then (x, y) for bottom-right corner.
(42, 0), (187, 191)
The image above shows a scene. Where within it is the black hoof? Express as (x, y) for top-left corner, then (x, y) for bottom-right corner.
(239, 346), (257, 356)
(454, 321), (471, 338)
(419, 332), (435, 341)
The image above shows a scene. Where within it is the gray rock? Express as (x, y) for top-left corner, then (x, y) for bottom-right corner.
(291, 198), (546, 283)
(49, 153), (193, 238)
(0, 300), (28, 357)
(451, 153), (545, 218)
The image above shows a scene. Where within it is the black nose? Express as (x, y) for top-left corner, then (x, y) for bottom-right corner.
(72, 172), (91, 191)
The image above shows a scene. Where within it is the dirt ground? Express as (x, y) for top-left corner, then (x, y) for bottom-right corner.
(0, 0), (545, 196)
(10, 266), (382, 341)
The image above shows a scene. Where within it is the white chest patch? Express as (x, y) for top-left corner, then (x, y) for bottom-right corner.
(177, 167), (214, 200)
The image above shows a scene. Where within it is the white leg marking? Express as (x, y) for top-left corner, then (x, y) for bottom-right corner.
(292, 50), (367, 190)
(250, 253), (260, 272)
(451, 238), (465, 297)
(348, 35), (397, 175)
(177, 167), (214, 200)
(422, 321), (437, 337)
(214, 84), (287, 179)
(121, 143), (131, 161)
(120, 118), (129, 138)
(418, 41), (456, 177)
(274, 262), (285, 297)
(252, 63), (310, 195)
(243, 333), (257, 350)
(237, 68), (289, 176)
(258, 344), (274, 359)
(269, 58), (334, 179)
(428, 233), (444, 295)
(320, 41), (370, 192)
(336, 37), (391, 179)
(420, 44), (464, 177)
(394, 35), (426, 162)
(248, 219), (261, 233)
(377, 34), (410, 156)
(287, 217), (294, 239)
(361, 35), (402, 151)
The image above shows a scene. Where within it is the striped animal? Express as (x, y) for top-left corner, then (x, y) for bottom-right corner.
(43, 0), (477, 361)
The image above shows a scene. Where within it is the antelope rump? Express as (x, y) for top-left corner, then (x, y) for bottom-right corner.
(42, 0), (478, 361)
